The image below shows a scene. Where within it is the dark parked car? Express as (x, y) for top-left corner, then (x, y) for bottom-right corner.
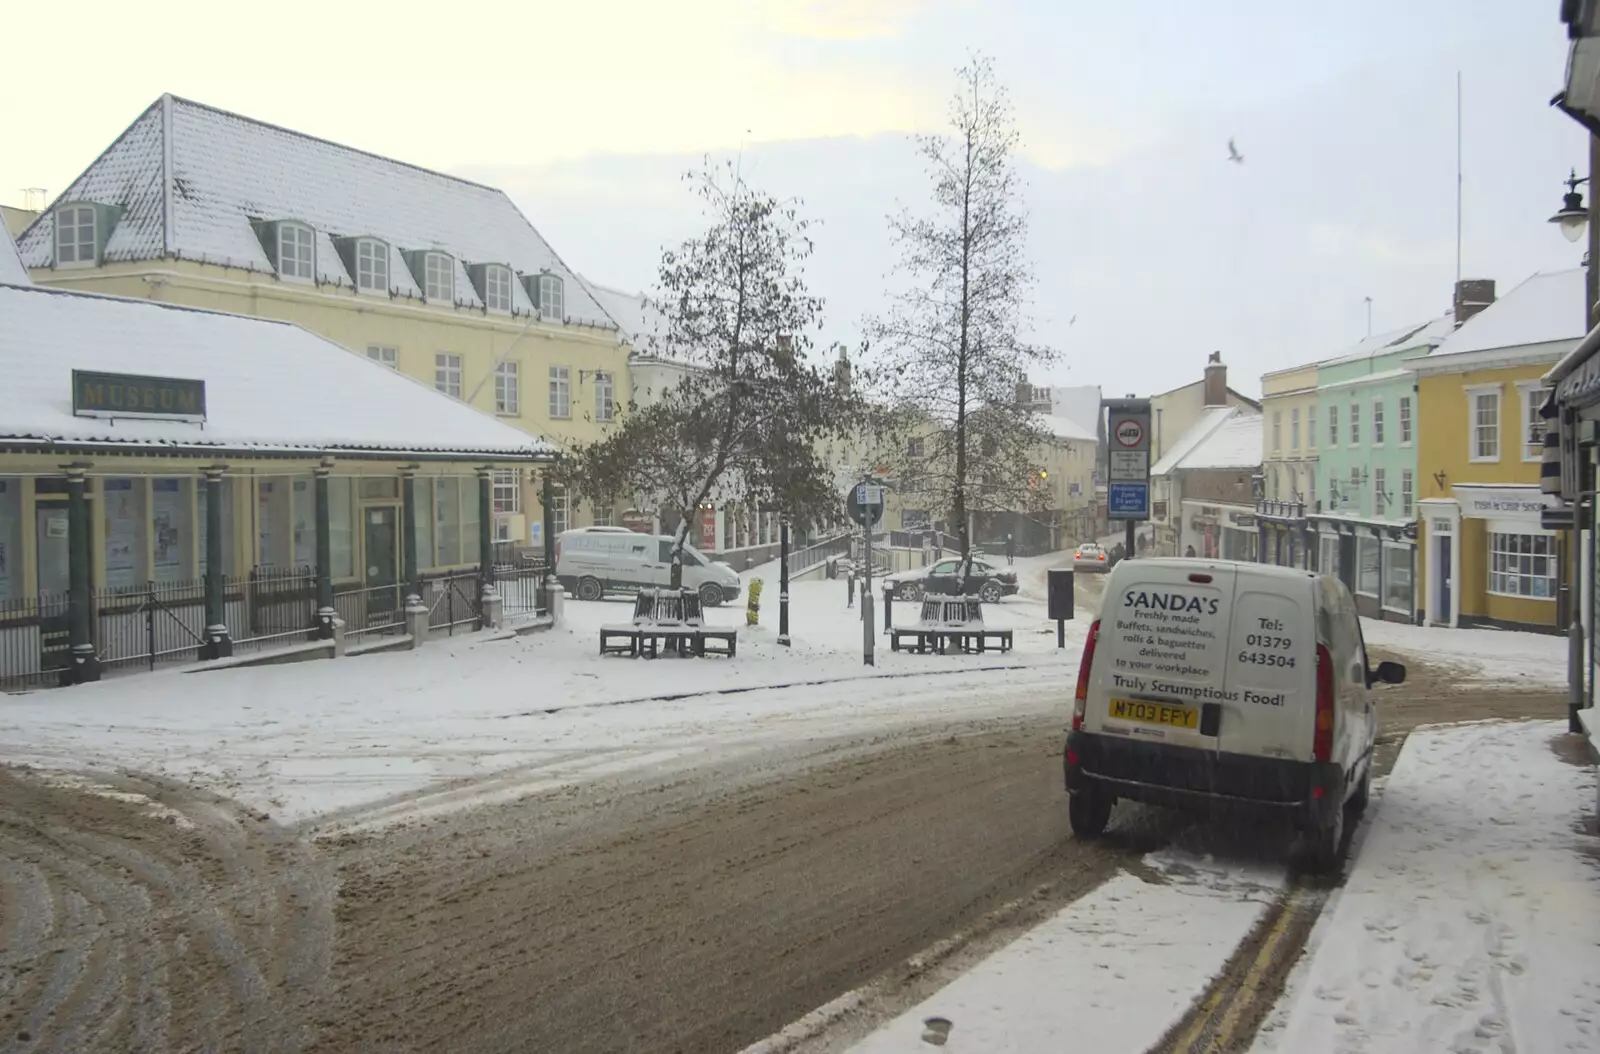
(885, 557), (1019, 603)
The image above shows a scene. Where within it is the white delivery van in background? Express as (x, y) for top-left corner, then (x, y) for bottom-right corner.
(555, 526), (743, 607)
(1063, 558), (1405, 871)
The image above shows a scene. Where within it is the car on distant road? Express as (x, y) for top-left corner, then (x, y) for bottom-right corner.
(883, 557), (1019, 603)
(1074, 542), (1110, 572)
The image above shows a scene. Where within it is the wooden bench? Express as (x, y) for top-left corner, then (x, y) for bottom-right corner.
(890, 597), (1013, 655)
(599, 588), (738, 658)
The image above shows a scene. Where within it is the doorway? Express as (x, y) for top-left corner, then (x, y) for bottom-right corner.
(363, 505), (400, 622)
(1435, 535), (1453, 625)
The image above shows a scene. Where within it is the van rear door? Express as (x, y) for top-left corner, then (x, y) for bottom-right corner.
(1088, 563), (1237, 752)
(1217, 576), (1316, 763)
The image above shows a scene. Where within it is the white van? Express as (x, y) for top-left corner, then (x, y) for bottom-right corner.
(1063, 558), (1405, 870)
(555, 527), (743, 607)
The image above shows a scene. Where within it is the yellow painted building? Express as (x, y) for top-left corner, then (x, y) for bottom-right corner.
(15, 95), (629, 551)
(1411, 270), (1586, 631)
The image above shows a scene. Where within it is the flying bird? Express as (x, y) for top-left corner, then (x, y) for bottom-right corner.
(1069, 315), (1077, 325)
(1227, 138), (1244, 164)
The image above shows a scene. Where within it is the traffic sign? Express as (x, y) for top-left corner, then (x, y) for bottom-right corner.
(847, 479), (887, 527)
(1108, 482), (1150, 517)
(1114, 418), (1144, 447)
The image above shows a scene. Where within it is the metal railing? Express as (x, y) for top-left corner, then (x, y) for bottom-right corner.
(0, 593), (72, 692)
(231, 566), (319, 654)
(785, 531), (853, 577)
(427, 571), (482, 635)
(496, 560), (549, 621)
(95, 577), (209, 673)
(332, 581), (406, 642)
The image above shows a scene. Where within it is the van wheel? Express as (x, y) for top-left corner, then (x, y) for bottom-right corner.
(699, 583), (724, 608)
(1349, 763), (1372, 817)
(1303, 806), (1346, 875)
(1068, 791), (1113, 838)
(576, 577), (603, 602)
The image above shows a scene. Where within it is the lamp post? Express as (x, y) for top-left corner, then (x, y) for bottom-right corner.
(778, 515), (791, 646)
(1548, 169), (1590, 243)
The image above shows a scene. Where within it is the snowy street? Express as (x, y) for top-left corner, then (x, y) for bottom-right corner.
(1, 550), (1594, 1054)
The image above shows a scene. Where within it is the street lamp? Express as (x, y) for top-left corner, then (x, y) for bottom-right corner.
(1549, 169), (1591, 243)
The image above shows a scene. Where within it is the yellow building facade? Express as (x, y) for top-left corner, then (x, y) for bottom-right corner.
(1411, 271), (1586, 631)
(16, 95), (629, 551)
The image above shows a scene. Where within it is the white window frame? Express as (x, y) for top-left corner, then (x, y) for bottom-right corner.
(1372, 398), (1385, 445)
(435, 353), (463, 399)
(1518, 382), (1551, 463)
(356, 238), (388, 293)
(549, 485), (570, 536)
(549, 365), (571, 419)
(1487, 530), (1557, 600)
(595, 370), (615, 422)
(538, 274), (564, 319)
(1306, 406), (1316, 452)
(1328, 476), (1338, 510)
(1356, 535), (1381, 598)
(1400, 469), (1413, 517)
(494, 360), (520, 416)
(1346, 468), (1360, 509)
(366, 345), (398, 370)
(1373, 467), (1387, 516)
(1290, 407), (1300, 451)
(484, 265), (514, 313)
(492, 468), (521, 515)
(424, 252), (454, 302)
(591, 505), (614, 528)
(55, 203), (97, 268)
(1271, 411), (1281, 452)
(1348, 401), (1360, 446)
(277, 222), (315, 282)
(1398, 395), (1413, 447)
(1466, 383), (1501, 463)
(1327, 404), (1339, 447)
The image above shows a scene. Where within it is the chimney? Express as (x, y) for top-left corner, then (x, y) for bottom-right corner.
(1453, 279), (1495, 327)
(1203, 351), (1227, 407)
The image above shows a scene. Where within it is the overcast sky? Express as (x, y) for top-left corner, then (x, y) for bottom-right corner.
(2, 0), (1589, 397)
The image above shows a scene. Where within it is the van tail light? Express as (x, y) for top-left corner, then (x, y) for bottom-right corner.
(1073, 619), (1101, 730)
(1314, 643), (1335, 763)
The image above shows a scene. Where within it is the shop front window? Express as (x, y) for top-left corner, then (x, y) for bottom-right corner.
(291, 477), (316, 569)
(0, 478), (21, 601)
(435, 477), (463, 567)
(1489, 532), (1556, 599)
(103, 477), (148, 591)
(1382, 545), (1413, 614)
(151, 478), (194, 583)
(330, 478), (355, 579)
(1356, 536), (1380, 597)
(1320, 535), (1342, 580)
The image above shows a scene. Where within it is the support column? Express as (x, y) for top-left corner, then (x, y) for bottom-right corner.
(541, 469), (560, 623)
(477, 468), (500, 628)
(65, 465), (100, 684)
(401, 467), (429, 646)
(201, 464), (232, 659)
(314, 464), (335, 639)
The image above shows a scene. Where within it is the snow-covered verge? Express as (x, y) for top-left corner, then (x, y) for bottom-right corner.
(1359, 620), (1569, 690)
(0, 573), (1089, 827)
(1257, 720), (1600, 1053)
(842, 849), (1287, 1052)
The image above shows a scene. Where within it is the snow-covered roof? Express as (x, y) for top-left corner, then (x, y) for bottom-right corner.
(581, 277), (664, 345)
(1181, 413), (1262, 470)
(1319, 322), (1432, 367)
(0, 283), (553, 459)
(1151, 406), (1235, 475)
(1429, 269), (1587, 359)
(1038, 385), (1101, 442)
(16, 95), (617, 330)
(0, 222), (27, 285)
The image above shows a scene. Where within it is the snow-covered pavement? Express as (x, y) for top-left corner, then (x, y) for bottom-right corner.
(1259, 720), (1600, 1053)
(1360, 619), (1571, 691)
(843, 848), (1287, 1053)
(0, 554), (1090, 826)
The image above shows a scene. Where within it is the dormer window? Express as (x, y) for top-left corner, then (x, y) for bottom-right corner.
(423, 252), (454, 301)
(537, 274), (563, 319)
(484, 265), (513, 312)
(56, 204), (97, 266)
(277, 222), (315, 281)
(356, 238), (388, 293)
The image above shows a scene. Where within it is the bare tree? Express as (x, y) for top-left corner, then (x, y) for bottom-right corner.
(561, 161), (864, 594)
(868, 54), (1057, 583)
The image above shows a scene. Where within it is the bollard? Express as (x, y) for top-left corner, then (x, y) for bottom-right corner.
(747, 578), (763, 627)
(847, 570), (856, 608)
(882, 585), (894, 632)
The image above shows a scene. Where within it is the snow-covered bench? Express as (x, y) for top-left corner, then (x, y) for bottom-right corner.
(890, 597), (1012, 655)
(599, 588), (737, 658)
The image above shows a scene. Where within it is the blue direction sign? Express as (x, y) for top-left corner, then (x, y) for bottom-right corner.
(1108, 481), (1149, 518)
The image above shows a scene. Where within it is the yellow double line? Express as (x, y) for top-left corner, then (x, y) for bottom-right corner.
(1166, 887), (1308, 1053)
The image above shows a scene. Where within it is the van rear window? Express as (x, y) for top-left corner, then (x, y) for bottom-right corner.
(1106, 582), (1229, 691)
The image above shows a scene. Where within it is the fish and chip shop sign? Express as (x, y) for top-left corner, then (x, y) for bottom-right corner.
(72, 370), (207, 424)
(1451, 485), (1557, 528)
